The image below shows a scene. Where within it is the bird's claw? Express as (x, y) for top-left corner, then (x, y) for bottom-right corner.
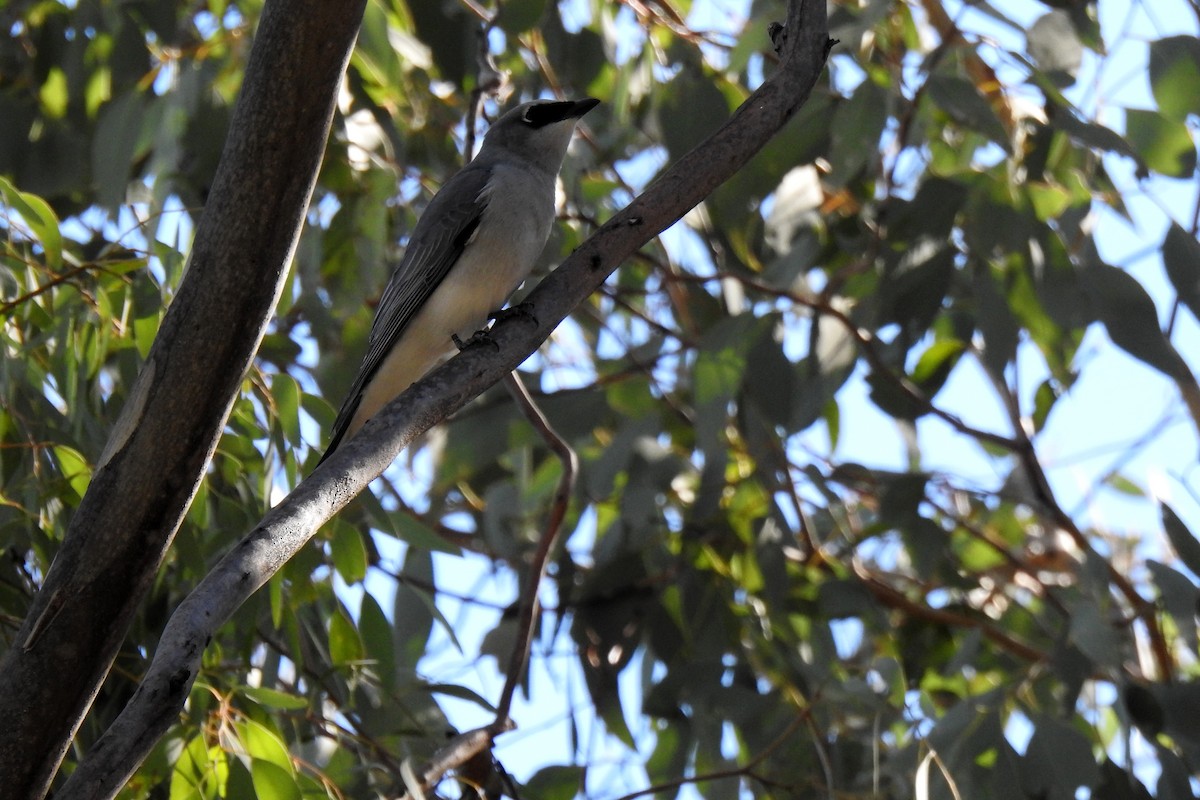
(452, 329), (500, 352)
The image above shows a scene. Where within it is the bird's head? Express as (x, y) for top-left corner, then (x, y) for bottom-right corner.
(478, 97), (600, 173)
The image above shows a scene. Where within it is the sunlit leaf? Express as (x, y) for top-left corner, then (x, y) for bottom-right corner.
(53, 445), (91, 500)
(250, 760), (301, 800)
(241, 686), (309, 711)
(0, 176), (63, 269)
(1124, 109), (1197, 178)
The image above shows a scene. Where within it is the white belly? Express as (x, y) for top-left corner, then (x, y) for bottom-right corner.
(346, 196), (548, 437)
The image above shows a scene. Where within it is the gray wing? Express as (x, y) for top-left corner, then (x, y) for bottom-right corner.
(320, 165), (492, 461)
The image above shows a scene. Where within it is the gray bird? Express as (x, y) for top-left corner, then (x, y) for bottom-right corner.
(320, 97), (600, 461)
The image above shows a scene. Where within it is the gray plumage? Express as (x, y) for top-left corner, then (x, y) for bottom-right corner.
(320, 98), (599, 461)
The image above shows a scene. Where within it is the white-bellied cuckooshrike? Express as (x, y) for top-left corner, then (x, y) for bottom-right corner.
(320, 97), (600, 462)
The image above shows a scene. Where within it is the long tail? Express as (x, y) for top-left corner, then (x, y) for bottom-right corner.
(316, 391), (361, 465)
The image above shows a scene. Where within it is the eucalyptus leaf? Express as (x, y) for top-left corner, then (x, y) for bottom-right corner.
(1149, 36), (1200, 121)
(1124, 108), (1197, 178)
(1162, 223), (1200, 324)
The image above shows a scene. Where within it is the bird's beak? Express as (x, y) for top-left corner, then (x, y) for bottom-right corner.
(569, 98), (601, 118)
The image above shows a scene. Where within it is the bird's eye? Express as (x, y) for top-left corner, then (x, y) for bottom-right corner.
(522, 102), (572, 128)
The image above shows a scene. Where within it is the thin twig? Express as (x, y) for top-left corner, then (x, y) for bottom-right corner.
(853, 561), (1046, 663)
(496, 370), (579, 722)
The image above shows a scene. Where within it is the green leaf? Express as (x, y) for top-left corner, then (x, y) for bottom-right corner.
(657, 66), (730, 163)
(169, 735), (228, 800)
(910, 338), (965, 391)
(1124, 108), (1196, 178)
(426, 682), (497, 711)
(272, 373), (301, 447)
(268, 572), (284, 629)
(394, 547), (436, 667)
(973, 262), (1019, 376)
(241, 686), (309, 711)
(1163, 223), (1200, 324)
(1146, 560), (1198, 656)
(694, 315), (759, 405)
(1030, 378), (1060, 433)
(237, 718), (292, 770)
(402, 0), (476, 86)
(330, 522), (368, 584)
(0, 176), (63, 269)
(92, 92), (145, 208)
(1067, 599), (1120, 669)
(542, 13), (607, 91)
(1149, 36), (1200, 121)
(1051, 108), (1145, 173)
(359, 593), (397, 690)
(829, 79), (890, 181)
(39, 67), (68, 118)
(250, 760), (301, 800)
(390, 512), (461, 554)
(926, 73), (1011, 152)
(328, 607), (363, 665)
(53, 445), (91, 500)
(496, 0), (545, 35)
(522, 765), (584, 800)
(1156, 743), (1195, 800)
(1026, 180), (1072, 221)
(1124, 682), (1165, 738)
(1161, 503), (1200, 578)
(1024, 715), (1101, 795)
(879, 244), (955, 337)
(1086, 262), (1192, 383)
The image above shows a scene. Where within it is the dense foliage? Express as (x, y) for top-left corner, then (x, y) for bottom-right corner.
(2, 0), (1200, 797)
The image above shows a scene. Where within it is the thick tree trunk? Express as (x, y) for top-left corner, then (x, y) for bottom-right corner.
(0, 0), (365, 795)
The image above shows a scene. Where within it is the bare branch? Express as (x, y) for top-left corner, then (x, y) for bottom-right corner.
(495, 370), (578, 723)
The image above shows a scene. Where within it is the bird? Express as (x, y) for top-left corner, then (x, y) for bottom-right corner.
(319, 97), (600, 463)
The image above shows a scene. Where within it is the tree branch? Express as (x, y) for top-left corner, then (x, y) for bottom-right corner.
(495, 371), (578, 723)
(60, 1), (830, 793)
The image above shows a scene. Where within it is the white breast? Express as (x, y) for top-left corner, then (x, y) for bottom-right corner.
(347, 165), (556, 437)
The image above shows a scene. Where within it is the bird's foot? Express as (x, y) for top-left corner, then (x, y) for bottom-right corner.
(452, 329), (500, 352)
(490, 301), (538, 327)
